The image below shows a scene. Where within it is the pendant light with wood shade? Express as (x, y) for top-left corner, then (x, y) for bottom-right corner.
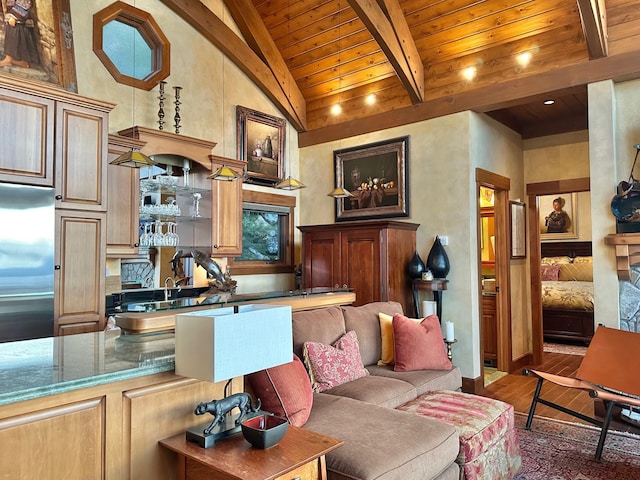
(276, 1), (305, 191)
(110, 0), (155, 169)
(207, 32), (240, 182)
(327, 1), (350, 198)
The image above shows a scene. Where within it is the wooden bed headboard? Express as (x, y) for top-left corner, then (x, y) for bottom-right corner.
(541, 241), (592, 258)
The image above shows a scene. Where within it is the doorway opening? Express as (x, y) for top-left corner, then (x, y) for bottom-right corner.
(476, 169), (512, 387)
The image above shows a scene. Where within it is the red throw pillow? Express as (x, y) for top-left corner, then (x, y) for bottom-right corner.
(246, 355), (313, 427)
(541, 264), (561, 281)
(303, 330), (369, 392)
(392, 314), (452, 371)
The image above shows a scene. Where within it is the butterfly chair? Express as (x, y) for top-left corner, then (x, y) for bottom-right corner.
(524, 325), (640, 461)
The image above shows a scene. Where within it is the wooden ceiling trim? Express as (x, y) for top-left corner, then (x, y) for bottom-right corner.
(576, 0), (608, 58)
(424, 34), (588, 91)
(295, 50), (391, 98)
(286, 29), (375, 72)
(344, 0), (423, 103)
(224, 0), (307, 129)
(278, 10), (365, 63)
(299, 49), (640, 144)
(159, 0), (307, 130)
(413, 2), (583, 63)
(520, 113), (587, 139)
(260, 1), (346, 45)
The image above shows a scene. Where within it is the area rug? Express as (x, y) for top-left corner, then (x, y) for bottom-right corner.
(543, 342), (587, 356)
(514, 413), (640, 479)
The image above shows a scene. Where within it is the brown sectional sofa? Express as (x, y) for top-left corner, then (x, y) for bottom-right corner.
(285, 301), (463, 480)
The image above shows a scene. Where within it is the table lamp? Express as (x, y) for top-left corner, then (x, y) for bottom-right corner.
(175, 304), (292, 448)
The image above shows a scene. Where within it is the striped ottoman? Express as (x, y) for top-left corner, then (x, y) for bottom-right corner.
(397, 391), (521, 480)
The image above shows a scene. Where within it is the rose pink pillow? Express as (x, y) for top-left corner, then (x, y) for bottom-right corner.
(246, 355), (313, 427)
(392, 314), (452, 371)
(541, 264), (561, 281)
(303, 330), (369, 392)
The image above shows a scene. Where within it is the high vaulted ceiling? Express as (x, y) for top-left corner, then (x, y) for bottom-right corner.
(161, 0), (640, 145)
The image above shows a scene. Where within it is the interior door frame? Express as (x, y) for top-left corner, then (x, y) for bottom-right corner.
(525, 177), (591, 364)
(476, 169), (512, 374)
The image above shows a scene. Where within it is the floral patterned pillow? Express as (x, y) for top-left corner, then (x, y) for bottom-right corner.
(303, 330), (369, 392)
(541, 264), (561, 281)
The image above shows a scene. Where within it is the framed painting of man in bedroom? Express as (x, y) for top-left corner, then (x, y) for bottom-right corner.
(539, 193), (578, 240)
(0, 0), (77, 91)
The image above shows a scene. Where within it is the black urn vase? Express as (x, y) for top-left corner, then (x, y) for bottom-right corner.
(408, 251), (425, 279)
(426, 236), (450, 278)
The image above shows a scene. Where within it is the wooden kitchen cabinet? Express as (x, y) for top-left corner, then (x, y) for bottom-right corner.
(55, 209), (107, 335)
(0, 85), (54, 186)
(299, 221), (419, 314)
(55, 100), (110, 211)
(210, 155), (245, 257)
(106, 134), (146, 258)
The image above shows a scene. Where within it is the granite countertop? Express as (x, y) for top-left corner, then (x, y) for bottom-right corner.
(0, 329), (176, 407)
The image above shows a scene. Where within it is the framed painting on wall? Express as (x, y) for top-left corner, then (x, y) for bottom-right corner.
(0, 0), (77, 91)
(236, 105), (285, 185)
(333, 136), (409, 221)
(539, 193), (578, 240)
(510, 201), (526, 258)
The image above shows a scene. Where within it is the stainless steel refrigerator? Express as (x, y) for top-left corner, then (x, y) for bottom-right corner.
(0, 182), (55, 342)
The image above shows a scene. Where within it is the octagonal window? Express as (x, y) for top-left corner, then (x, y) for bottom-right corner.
(93, 1), (170, 91)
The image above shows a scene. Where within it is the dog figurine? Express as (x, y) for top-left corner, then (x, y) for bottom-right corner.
(195, 393), (261, 435)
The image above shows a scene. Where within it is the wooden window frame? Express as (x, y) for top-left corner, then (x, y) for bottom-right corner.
(228, 190), (296, 275)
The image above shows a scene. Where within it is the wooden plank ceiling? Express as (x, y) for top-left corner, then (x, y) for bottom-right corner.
(161, 0), (640, 143)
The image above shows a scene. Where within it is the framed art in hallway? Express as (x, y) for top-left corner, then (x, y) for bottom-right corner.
(333, 136), (409, 221)
(509, 201), (526, 259)
(0, 0), (77, 91)
(236, 105), (285, 185)
(539, 193), (578, 240)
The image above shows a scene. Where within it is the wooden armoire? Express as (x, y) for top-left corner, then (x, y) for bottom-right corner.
(298, 220), (419, 314)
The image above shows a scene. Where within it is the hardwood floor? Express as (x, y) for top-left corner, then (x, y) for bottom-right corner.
(481, 351), (640, 435)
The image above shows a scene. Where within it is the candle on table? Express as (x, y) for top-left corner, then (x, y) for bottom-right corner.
(445, 321), (455, 342)
(422, 300), (437, 317)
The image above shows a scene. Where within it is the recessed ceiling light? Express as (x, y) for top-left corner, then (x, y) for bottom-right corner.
(331, 104), (342, 115)
(516, 51), (532, 67)
(543, 99), (555, 105)
(365, 93), (376, 105)
(462, 66), (477, 81)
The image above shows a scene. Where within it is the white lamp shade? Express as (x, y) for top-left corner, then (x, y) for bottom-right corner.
(175, 304), (292, 383)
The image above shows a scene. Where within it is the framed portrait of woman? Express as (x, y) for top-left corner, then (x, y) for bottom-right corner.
(0, 0), (77, 91)
(539, 193), (578, 240)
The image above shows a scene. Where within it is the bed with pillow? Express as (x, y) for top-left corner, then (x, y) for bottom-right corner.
(540, 241), (594, 344)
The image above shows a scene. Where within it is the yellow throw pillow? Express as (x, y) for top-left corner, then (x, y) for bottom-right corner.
(558, 263), (593, 281)
(378, 312), (421, 365)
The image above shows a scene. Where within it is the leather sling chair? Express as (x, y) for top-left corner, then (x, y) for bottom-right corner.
(524, 325), (640, 462)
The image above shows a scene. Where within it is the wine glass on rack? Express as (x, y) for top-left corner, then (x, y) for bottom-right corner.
(152, 220), (165, 246)
(139, 221), (152, 247)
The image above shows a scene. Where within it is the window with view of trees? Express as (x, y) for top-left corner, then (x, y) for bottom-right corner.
(228, 190), (295, 274)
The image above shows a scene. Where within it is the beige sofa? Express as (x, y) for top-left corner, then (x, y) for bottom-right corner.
(249, 301), (463, 480)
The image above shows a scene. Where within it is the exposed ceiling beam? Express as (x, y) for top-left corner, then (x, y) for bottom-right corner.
(299, 49), (640, 147)
(348, 0), (424, 104)
(159, 0), (306, 131)
(576, 0), (608, 59)
(223, 0), (306, 130)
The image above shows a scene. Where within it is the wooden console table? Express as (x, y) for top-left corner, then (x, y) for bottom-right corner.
(160, 425), (342, 480)
(412, 279), (448, 320)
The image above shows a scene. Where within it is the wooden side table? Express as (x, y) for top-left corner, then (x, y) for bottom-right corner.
(412, 279), (449, 320)
(160, 425), (342, 480)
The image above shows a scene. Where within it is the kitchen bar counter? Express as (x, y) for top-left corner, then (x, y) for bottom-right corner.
(0, 289), (356, 406)
(0, 329), (176, 406)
